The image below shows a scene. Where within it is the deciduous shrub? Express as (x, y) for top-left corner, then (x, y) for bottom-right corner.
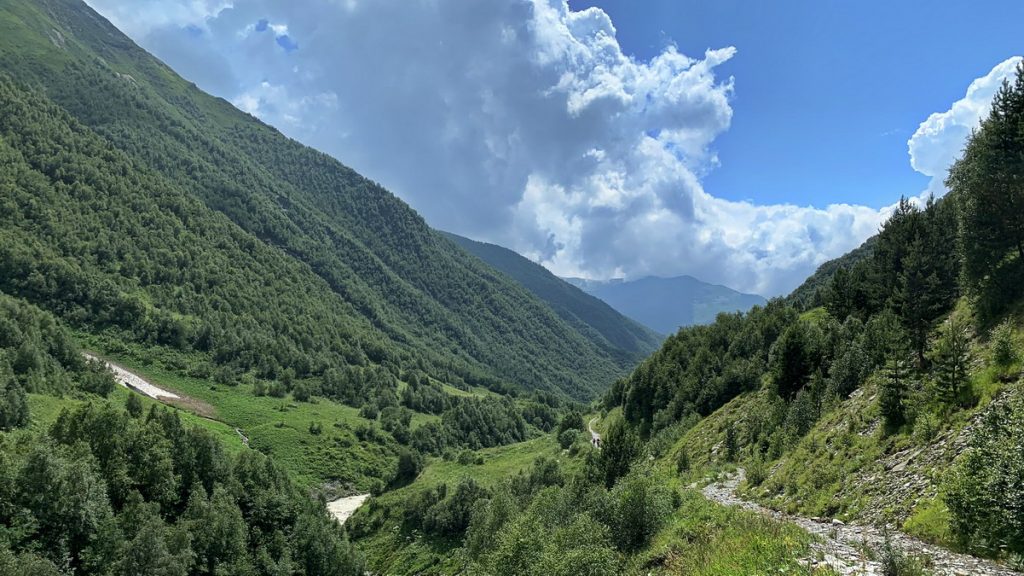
(945, 394), (1024, 557)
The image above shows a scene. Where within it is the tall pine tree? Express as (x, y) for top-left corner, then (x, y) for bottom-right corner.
(898, 236), (939, 368)
(879, 355), (908, 430)
(931, 318), (971, 407)
(948, 62), (1024, 320)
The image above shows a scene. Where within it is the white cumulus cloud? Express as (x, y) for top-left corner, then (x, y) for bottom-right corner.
(82, 0), (1012, 297)
(908, 56), (1022, 197)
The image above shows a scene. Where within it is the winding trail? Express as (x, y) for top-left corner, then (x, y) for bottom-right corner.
(588, 417), (601, 448)
(702, 469), (1019, 576)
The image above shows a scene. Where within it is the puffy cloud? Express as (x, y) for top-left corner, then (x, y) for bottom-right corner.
(84, 0), (229, 38)
(92, 0), (1000, 296)
(908, 56), (1022, 197)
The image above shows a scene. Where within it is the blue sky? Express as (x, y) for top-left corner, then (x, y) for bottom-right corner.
(573, 0), (1024, 207)
(84, 0), (1022, 296)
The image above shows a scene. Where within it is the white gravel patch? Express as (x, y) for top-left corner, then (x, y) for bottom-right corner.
(327, 494), (370, 526)
(82, 353), (180, 400)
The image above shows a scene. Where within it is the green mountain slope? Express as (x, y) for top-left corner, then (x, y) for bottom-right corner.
(786, 233), (878, 310)
(599, 66), (1024, 567)
(443, 232), (663, 364)
(565, 275), (766, 335)
(0, 290), (366, 574)
(0, 0), (634, 400)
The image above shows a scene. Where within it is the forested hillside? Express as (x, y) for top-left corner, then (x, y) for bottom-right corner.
(347, 60), (1024, 575)
(347, 184), (999, 573)
(599, 62), (1024, 567)
(0, 0), (635, 401)
(443, 232), (662, 364)
(0, 291), (365, 574)
(787, 235), (878, 309)
(2, 0), (1023, 574)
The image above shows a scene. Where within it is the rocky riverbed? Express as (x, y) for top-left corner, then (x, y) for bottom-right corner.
(703, 469), (1019, 575)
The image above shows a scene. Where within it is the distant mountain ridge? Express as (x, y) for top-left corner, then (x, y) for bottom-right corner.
(564, 275), (767, 335)
(786, 236), (879, 309)
(443, 233), (663, 363)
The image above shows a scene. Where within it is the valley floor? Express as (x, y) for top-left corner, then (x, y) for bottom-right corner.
(70, 357), (376, 528)
(704, 469), (1019, 575)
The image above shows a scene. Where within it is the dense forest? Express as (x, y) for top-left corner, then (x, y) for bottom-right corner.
(351, 61), (1024, 573)
(1, 0), (1023, 573)
(0, 292), (364, 574)
(0, 1), (627, 571)
(604, 194), (960, 437)
(0, 0), (650, 403)
(443, 232), (663, 365)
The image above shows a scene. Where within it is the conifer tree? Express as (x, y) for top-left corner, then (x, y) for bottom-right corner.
(724, 425), (738, 462)
(898, 236), (939, 368)
(873, 198), (922, 310)
(770, 322), (812, 400)
(0, 381), (29, 430)
(126, 394), (144, 418)
(825, 267), (854, 320)
(600, 419), (640, 488)
(931, 319), (971, 407)
(879, 356), (908, 429)
(948, 62), (1024, 319)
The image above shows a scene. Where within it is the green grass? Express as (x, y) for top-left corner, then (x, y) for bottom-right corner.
(750, 381), (890, 520)
(26, 386), (244, 455)
(588, 407), (620, 437)
(133, 364), (393, 490)
(440, 382), (496, 398)
(75, 328), (572, 491)
(799, 306), (830, 324)
(659, 390), (759, 478)
(351, 434), (570, 574)
(668, 301), (1024, 546)
(416, 435), (569, 487)
(110, 385), (244, 453)
(409, 411), (441, 431)
(74, 331), (574, 492)
(970, 360), (1017, 407)
(352, 426), (835, 575)
(76, 340), (397, 490)
(26, 393), (81, 433)
(902, 495), (953, 548)
(635, 490), (834, 575)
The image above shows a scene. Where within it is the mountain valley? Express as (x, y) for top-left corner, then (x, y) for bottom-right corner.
(0, 1), (1022, 575)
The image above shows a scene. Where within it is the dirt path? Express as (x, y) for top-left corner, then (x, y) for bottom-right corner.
(588, 417), (601, 448)
(83, 353), (180, 400)
(702, 469), (1019, 575)
(327, 494), (370, 526)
